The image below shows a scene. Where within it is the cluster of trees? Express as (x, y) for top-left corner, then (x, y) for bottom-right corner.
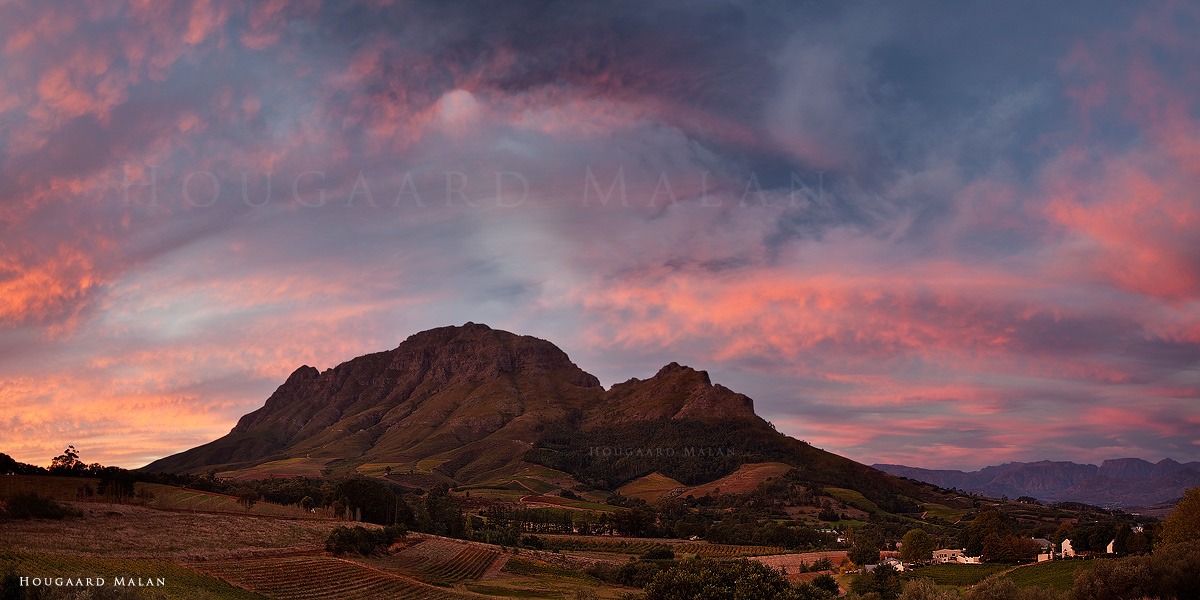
(324, 524), (406, 555)
(641, 558), (837, 600)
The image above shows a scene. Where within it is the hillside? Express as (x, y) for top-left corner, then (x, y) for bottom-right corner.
(144, 323), (936, 511)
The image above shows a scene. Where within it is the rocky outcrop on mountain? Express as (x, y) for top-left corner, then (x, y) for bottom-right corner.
(875, 458), (1200, 508)
(587, 363), (756, 424)
(1098, 458), (1154, 480)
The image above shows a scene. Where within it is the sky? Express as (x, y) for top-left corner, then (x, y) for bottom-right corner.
(1, 0), (1198, 471)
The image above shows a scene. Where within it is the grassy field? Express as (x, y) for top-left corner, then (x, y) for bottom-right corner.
(216, 457), (327, 479)
(905, 563), (1014, 587)
(0, 502), (341, 561)
(618, 472), (684, 502)
(1003, 559), (1097, 592)
(461, 556), (630, 600)
(0, 549), (267, 600)
(199, 554), (478, 600)
(824, 487), (882, 514)
(0, 474), (104, 499)
(680, 462), (794, 497)
(0, 475), (322, 519)
(542, 537), (788, 557)
(922, 502), (967, 522)
(146, 484), (324, 518)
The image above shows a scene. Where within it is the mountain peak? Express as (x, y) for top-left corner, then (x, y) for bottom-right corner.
(285, 365), (319, 383)
(144, 324), (762, 478)
(655, 362), (712, 385)
(593, 361), (753, 424)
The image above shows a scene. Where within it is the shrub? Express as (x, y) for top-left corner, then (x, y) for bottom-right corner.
(898, 578), (958, 600)
(1, 493), (74, 520)
(641, 547), (676, 560)
(812, 573), (840, 596)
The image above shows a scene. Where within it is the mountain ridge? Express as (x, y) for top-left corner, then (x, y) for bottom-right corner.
(873, 458), (1200, 508)
(142, 323), (941, 515)
(144, 324), (764, 481)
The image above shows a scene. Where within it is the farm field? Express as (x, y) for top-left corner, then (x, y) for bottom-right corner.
(905, 563), (1014, 587)
(1, 549), (267, 600)
(518, 494), (617, 512)
(147, 484), (328, 518)
(751, 550), (848, 574)
(461, 556), (642, 600)
(922, 502), (967, 522)
(358, 537), (503, 586)
(0, 475), (325, 519)
(616, 472), (684, 502)
(217, 457), (328, 479)
(824, 487), (882, 514)
(0, 501), (340, 561)
(541, 536), (789, 557)
(198, 554), (479, 600)
(1003, 559), (1098, 592)
(678, 462), (794, 497)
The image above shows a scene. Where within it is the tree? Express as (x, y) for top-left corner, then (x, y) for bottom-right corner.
(848, 532), (881, 566)
(0, 453), (18, 475)
(301, 496), (316, 511)
(643, 558), (823, 600)
(849, 564), (902, 600)
(235, 488), (258, 510)
(1051, 522), (1075, 551)
(960, 510), (1012, 557)
(900, 529), (935, 564)
(1158, 486), (1200, 548)
(49, 445), (83, 474)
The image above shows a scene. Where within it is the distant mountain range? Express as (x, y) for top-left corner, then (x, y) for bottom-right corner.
(873, 458), (1200, 508)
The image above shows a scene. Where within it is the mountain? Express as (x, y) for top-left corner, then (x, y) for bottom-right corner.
(144, 323), (927, 512)
(874, 458), (1200, 508)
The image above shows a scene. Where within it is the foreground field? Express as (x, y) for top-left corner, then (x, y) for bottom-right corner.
(198, 555), (479, 600)
(0, 475), (324, 519)
(0, 502), (338, 561)
(1002, 559), (1097, 592)
(356, 537), (504, 586)
(1, 550), (267, 600)
(905, 563), (1014, 587)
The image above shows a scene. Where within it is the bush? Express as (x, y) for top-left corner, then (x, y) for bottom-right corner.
(521, 535), (544, 549)
(641, 547), (676, 560)
(1, 493), (75, 520)
(967, 576), (1066, 600)
(898, 578), (958, 600)
(324, 524), (406, 556)
(812, 573), (840, 596)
